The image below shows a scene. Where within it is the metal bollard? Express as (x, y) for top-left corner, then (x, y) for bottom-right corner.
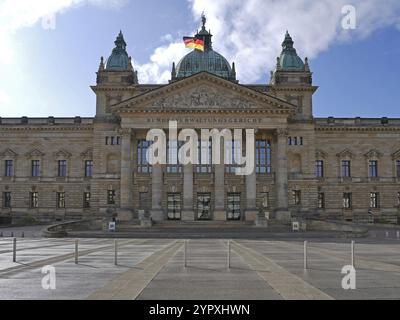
(397, 231), (400, 240)
(227, 240), (231, 269)
(11, 232), (13, 237)
(114, 240), (118, 266)
(386, 231), (389, 238)
(351, 240), (355, 268)
(13, 238), (17, 263)
(184, 240), (187, 268)
(304, 241), (308, 270)
(75, 239), (79, 264)
(21, 232), (24, 238)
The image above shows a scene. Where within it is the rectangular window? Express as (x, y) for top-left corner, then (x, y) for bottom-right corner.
(85, 160), (93, 177)
(256, 140), (272, 174)
(398, 192), (400, 206)
(227, 193), (241, 220)
(288, 137), (292, 145)
(167, 140), (183, 173)
(137, 140), (153, 173)
(30, 192), (39, 208)
(56, 192), (65, 208)
(31, 160), (40, 177)
(167, 193), (181, 220)
(293, 190), (301, 205)
(197, 193), (211, 220)
(225, 140), (242, 174)
(396, 160), (400, 178)
(116, 136), (120, 145)
(58, 160), (67, 177)
(341, 160), (351, 178)
(107, 190), (116, 205)
(370, 192), (379, 209)
(369, 160), (378, 177)
(318, 192), (325, 209)
(3, 192), (11, 208)
(83, 192), (91, 208)
(5, 160), (13, 177)
(315, 160), (324, 178)
(196, 139), (212, 173)
(343, 193), (352, 209)
(105, 137), (109, 145)
(110, 137), (115, 145)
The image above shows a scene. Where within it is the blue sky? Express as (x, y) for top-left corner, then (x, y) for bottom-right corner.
(0, 0), (399, 118)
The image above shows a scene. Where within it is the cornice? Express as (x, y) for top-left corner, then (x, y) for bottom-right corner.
(0, 126), (93, 132)
(316, 126), (400, 132)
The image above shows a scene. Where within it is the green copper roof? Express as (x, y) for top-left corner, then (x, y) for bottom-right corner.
(175, 14), (236, 81)
(105, 31), (130, 71)
(279, 31), (305, 71)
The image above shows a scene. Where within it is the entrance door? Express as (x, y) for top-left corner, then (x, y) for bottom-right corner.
(167, 193), (181, 220)
(197, 193), (211, 220)
(227, 193), (241, 220)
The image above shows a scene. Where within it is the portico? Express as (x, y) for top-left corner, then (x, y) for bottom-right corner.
(114, 72), (295, 222)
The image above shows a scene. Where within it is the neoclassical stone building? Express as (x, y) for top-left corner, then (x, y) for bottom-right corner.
(1, 20), (400, 224)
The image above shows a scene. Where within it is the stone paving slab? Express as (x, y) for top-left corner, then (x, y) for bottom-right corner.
(0, 238), (399, 300)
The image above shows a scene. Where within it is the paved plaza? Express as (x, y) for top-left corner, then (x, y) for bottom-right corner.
(0, 226), (399, 300)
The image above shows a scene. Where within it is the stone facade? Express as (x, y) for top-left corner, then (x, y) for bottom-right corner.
(1, 30), (399, 224)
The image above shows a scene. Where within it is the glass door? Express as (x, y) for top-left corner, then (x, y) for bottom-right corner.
(227, 193), (241, 220)
(167, 193), (181, 220)
(197, 193), (211, 220)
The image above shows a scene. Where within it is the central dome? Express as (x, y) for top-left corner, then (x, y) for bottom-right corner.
(172, 14), (236, 82)
(175, 49), (233, 79)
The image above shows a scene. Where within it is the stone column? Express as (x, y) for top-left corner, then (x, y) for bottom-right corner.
(214, 140), (226, 221)
(275, 128), (291, 221)
(118, 128), (133, 221)
(182, 164), (195, 220)
(150, 164), (164, 221)
(245, 136), (258, 221)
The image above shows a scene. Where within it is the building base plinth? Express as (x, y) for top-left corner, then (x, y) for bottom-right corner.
(275, 210), (291, 222)
(181, 210), (195, 221)
(213, 210), (226, 221)
(256, 212), (268, 227)
(245, 209), (259, 222)
(150, 209), (164, 221)
(117, 208), (133, 222)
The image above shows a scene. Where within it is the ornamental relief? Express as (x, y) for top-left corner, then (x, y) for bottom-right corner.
(150, 85), (257, 110)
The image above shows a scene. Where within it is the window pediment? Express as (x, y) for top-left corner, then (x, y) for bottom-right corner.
(392, 149), (400, 160)
(26, 148), (45, 158)
(0, 148), (18, 158)
(54, 149), (72, 159)
(364, 149), (382, 159)
(336, 149), (353, 159)
(315, 149), (327, 159)
(81, 148), (93, 159)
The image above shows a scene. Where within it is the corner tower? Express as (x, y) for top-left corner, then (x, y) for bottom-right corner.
(92, 31), (139, 117)
(269, 31), (317, 120)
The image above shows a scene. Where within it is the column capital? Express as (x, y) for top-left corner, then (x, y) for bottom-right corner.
(275, 128), (288, 138)
(118, 128), (135, 137)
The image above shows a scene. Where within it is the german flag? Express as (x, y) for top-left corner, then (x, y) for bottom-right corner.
(183, 37), (204, 52)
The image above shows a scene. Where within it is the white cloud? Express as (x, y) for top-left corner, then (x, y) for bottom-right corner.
(135, 0), (400, 83)
(0, 0), (127, 64)
(0, 89), (11, 107)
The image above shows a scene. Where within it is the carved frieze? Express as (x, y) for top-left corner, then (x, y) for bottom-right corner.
(151, 85), (257, 110)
